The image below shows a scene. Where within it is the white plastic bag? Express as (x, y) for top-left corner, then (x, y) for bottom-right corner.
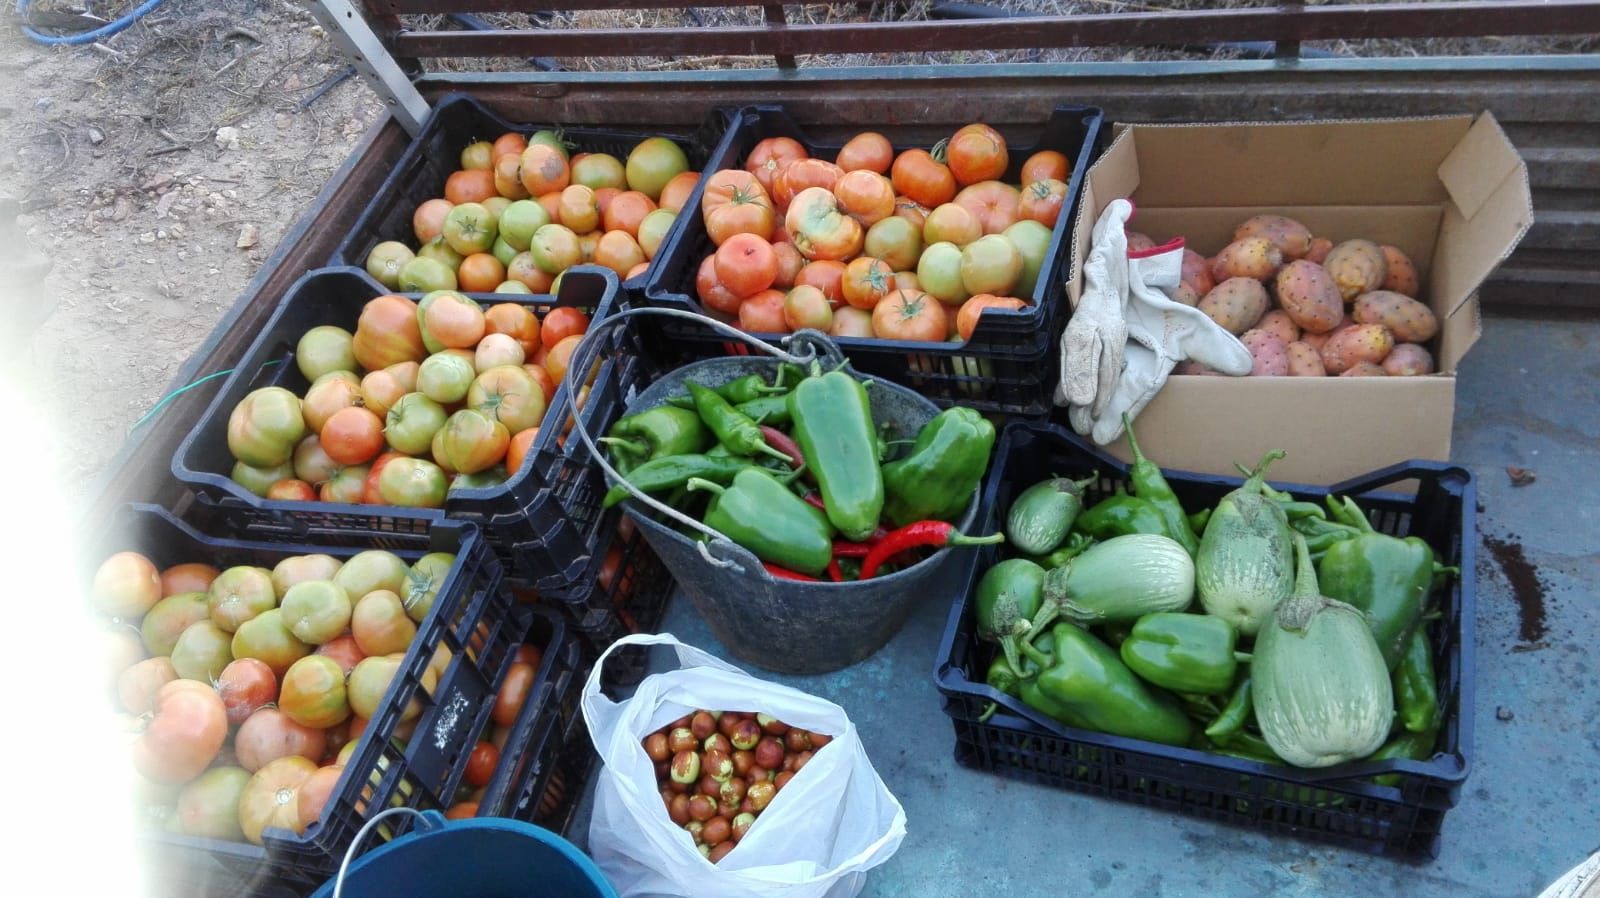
(582, 633), (907, 898)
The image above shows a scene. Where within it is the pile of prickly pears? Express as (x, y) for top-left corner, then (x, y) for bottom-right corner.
(1133, 214), (1439, 378)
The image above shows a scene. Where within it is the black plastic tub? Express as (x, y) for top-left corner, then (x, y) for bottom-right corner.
(643, 103), (1103, 416)
(327, 92), (729, 295)
(933, 421), (1476, 859)
(105, 505), (534, 894)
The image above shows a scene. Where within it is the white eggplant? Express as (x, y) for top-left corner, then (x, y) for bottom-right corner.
(1196, 451), (1295, 636)
(1029, 534), (1194, 638)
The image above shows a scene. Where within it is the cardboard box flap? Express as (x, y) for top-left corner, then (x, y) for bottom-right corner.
(1432, 112), (1534, 320)
(1068, 128), (1140, 306)
(1112, 117), (1472, 208)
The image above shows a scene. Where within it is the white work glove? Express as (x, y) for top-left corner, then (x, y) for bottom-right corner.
(1081, 239), (1252, 445)
(1056, 199), (1133, 419)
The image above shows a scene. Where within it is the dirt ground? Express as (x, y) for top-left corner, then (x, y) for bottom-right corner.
(0, 0), (382, 496)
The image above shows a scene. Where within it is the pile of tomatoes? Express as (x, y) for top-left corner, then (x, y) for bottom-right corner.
(691, 124), (1071, 343)
(364, 131), (697, 293)
(225, 291), (593, 508)
(644, 708), (833, 864)
(98, 545), (548, 844)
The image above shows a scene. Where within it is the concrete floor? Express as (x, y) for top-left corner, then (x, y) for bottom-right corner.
(574, 315), (1600, 897)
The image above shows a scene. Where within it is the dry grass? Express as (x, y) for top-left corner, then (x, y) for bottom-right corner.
(403, 0), (1598, 74)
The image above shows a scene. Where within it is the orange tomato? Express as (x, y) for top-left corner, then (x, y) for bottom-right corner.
(536, 191), (563, 222)
(1018, 178), (1068, 228)
(445, 169), (497, 205)
(893, 195), (929, 230)
(492, 132), (529, 161)
(945, 123), (1009, 186)
(745, 137), (808, 195)
(602, 191), (657, 235)
(505, 427), (539, 475)
(737, 289), (788, 333)
(833, 170), (895, 228)
(506, 253), (554, 293)
(841, 256), (894, 311)
(457, 253), (506, 292)
(492, 154), (529, 200)
(956, 294), (1028, 341)
(953, 181), (1021, 235)
(795, 260), (847, 309)
(520, 144), (570, 196)
(161, 563), (220, 596)
(541, 307), (589, 345)
(321, 407), (385, 465)
(423, 293), (487, 348)
(872, 288), (948, 342)
(557, 185), (600, 233)
(593, 230), (646, 277)
(485, 303), (541, 356)
(413, 199), (454, 244)
(836, 131), (894, 174)
(657, 171), (700, 213)
(783, 285), (834, 331)
(1020, 149), (1069, 185)
(544, 334), (585, 385)
(626, 261), (650, 280)
(773, 158), (843, 210)
(700, 169), (774, 246)
(524, 365), (556, 404)
(891, 149), (956, 208)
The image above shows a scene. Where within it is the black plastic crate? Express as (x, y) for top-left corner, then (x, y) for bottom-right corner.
(328, 92), (729, 294)
(643, 103), (1104, 416)
(171, 264), (636, 598)
(933, 421), (1476, 859)
(102, 504), (526, 894)
(478, 602), (595, 836)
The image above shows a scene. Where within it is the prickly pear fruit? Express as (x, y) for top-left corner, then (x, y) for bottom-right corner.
(1255, 309), (1300, 345)
(1234, 214), (1313, 261)
(1320, 323), (1395, 374)
(1198, 277), (1269, 335)
(1304, 238), (1334, 265)
(1285, 341), (1326, 377)
(1241, 329), (1289, 376)
(1273, 260), (1343, 334)
(1352, 290), (1438, 342)
(1323, 239), (1387, 301)
(1175, 360), (1225, 376)
(1127, 231), (1157, 253)
(1210, 237), (1283, 282)
(1171, 281), (1200, 307)
(1380, 245), (1420, 297)
(1181, 248), (1215, 297)
(1339, 362), (1388, 377)
(1382, 343), (1436, 376)
(1300, 315), (1354, 352)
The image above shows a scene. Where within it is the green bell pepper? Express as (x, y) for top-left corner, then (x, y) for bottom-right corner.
(1073, 489), (1171, 541)
(1394, 628), (1440, 734)
(1119, 612), (1244, 696)
(1018, 623), (1194, 746)
(688, 468), (834, 575)
(1122, 415), (1199, 556)
(1316, 495), (1441, 669)
(787, 370), (883, 541)
(601, 406), (710, 472)
(880, 407), (995, 527)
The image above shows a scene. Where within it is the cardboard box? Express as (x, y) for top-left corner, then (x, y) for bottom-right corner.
(1067, 115), (1532, 485)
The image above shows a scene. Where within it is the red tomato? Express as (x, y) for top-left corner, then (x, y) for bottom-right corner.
(266, 479), (317, 502)
(315, 634), (367, 675)
(841, 257), (895, 311)
(945, 123), (1009, 186)
(891, 149), (956, 209)
(771, 242), (804, 290)
(745, 137), (807, 195)
(773, 158), (843, 210)
(445, 169), (497, 205)
(795, 260), (847, 309)
(235, 708), (329, 773)
(540, 307), (589, 346)
(833, 170), (895, 228)
(702, 169), (775, 246)
(446, 802), (479, 820)
(352, 294), (426, 372)
(321, 407), (385, 465)
(161, 563), (219, 597)
(837, 132), (894, 174)
(714, 233), (778, 298)
(505, 427), (539, 476)
(465, 742), (500, 788)
(133, 680), (229, 784)
(218, 658), (278, 726)
(493, 663), (536, 728)
(957, 294), (1028, 341)
(413, 199), (454, 244)
(738, 289), (789, 334)
(1020, 150), (1070, 185)
(695, 254), (744, 317)
(1019, 178), (1068, 228)
(658, 171), (700, 213)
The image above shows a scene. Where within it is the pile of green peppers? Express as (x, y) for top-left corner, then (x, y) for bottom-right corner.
(601, 362), (1000, 581)
(976, 421), (1454, 782)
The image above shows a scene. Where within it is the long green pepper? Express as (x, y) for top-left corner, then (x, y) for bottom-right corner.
(602, 453), (774, 509)
(686, 381), (792, 463)
(1122, 415), (1199, 556)
(787, 370), (883, 541)
(1394, 628), (1440, 734)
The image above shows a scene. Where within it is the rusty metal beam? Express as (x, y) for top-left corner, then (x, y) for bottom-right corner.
(390, 2), (1600, 60)
(377, 0), (763, 11)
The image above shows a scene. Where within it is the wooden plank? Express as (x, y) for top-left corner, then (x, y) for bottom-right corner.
(392, 2), (1600, 59)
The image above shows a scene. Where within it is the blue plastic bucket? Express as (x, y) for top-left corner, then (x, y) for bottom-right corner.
(311, 810), (616, 898)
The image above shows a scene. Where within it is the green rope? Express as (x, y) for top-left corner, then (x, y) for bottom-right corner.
(130, 359), (283, 431)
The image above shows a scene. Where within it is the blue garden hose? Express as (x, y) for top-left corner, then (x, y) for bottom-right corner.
(15, 0), (167, 46)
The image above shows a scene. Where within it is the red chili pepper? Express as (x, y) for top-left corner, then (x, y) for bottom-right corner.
(827, 559), (845, 582)
(763, 562), (818, 582)
(802, 492), (827, 512)
(832, 540), (873, 559)
(859, 522), (1005, 579)
(758, 425), (805, 470)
